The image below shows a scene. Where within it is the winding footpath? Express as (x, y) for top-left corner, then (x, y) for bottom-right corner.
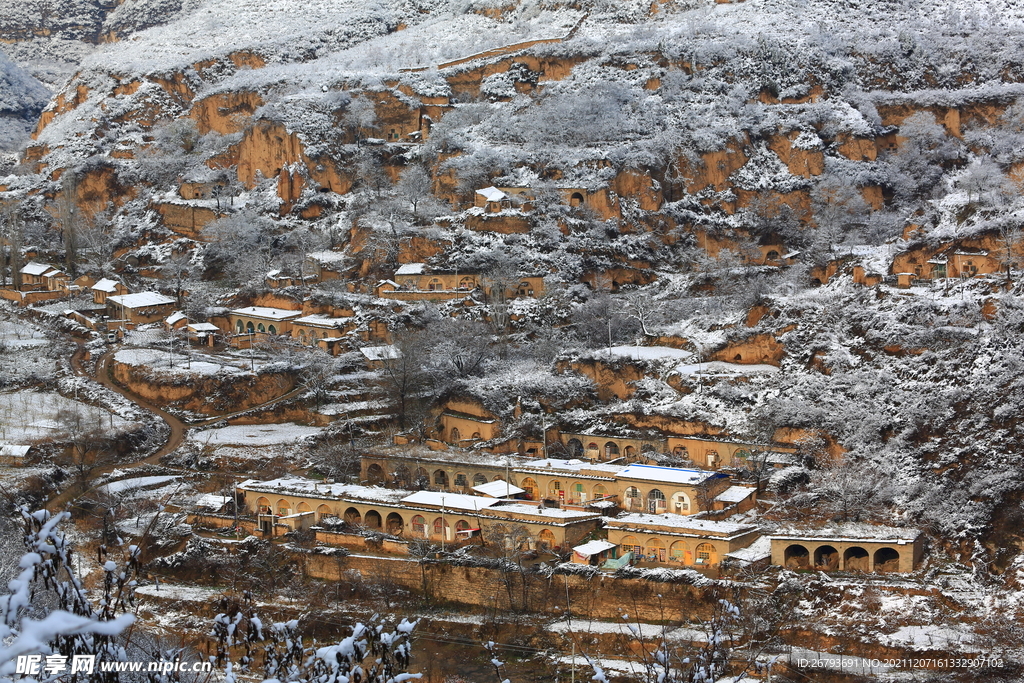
(51, 344), (311, 509)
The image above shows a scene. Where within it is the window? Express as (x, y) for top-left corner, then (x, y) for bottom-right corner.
(412, 515), (426, 536)
(268, 325), (277, 334)
(257, 323), (266, 333)
(604, 442), (620, 458)
(473, 474), (488, 486)
(428, 278), (443, 291)
(449, 428), (461, 443)
(625, 487), (640, 498)
(766, 250), (780, 261)
(433, 518), (447, 535)
(236, 320), (244, 334)
(455, 473), (467, 487)
(552, 481), (561, 490)
(648, 489), (665, 513)
(277, 500), (290, 516)
(459, 277), (474, 290)
(455, 520), (470, 532)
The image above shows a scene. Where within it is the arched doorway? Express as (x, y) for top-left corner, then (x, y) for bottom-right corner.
(364, 510), (382, 529)
(449, 427), (461, 443)
(268, 325), (277, 334)
(624, 486), (641, 511)
(567, 439), (584, 458)
(433, 517), (450, 540)
(433, 470), (449, 488)
(316, 504), (332, 522)
(236, 320), (244, 334)
(414, 468), (429, 488)
(620, 535), (641, 556)
(669, 541), (687, 563)
(394, 465), (411, 488)
(246, 322), (255, 334)
(344, 507), (361, 525)
(257, 323), (266, 333)
(874, 547), (900, 572)
(784, 544), (809, 570)
(647, 489), (666, 513)
(537, 529), (556, 550)
(623, 445), (635, 459)
(412, 515), (427, 537)
(646, 538), (666, 563)
(473, 473), (488, 487)
(366, 464), (385, 485)
(844, 547), (869, 571)
(548, 480), (563, 499)
(276, 499), (290, 516)
(694, 542), (717, 565)
(520, 477), (537, 500)
(814, 545), (839, 570)
(386, 513), (404, 535)
(671, 492), (691, 514)
(570, 192), (584, 207)
(297, 502), (311, 514)
(255, 497), (271, 514)
(454, 472), (468, 489)
(604, 442), (620, 459)
(592, 484), (608, 499)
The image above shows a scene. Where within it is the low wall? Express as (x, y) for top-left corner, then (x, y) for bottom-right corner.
(302, 553), (718, 622)
(315, 529), (411, 555)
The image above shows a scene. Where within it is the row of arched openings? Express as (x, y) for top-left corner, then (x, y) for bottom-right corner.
(784, 544), (901, 572)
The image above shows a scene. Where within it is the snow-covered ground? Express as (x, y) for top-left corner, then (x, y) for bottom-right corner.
(100, 474), (180, 494)
(189, 423), (322, 447)
(0, 389), (136, 442)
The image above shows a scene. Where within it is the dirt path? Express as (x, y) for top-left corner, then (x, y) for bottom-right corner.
(52, 344), (311, 508)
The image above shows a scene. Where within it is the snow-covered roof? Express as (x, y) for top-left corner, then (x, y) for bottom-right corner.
(771, 523), (920, 543)
(166, 311), (187, 325)
(476, 186), (507, 202)
(518, 458), (624, 476)
(188, 322), (220, 332)
(607, 513), (758, 537)
(484, 503), (599, 520)
(573, 540), (617, 557)
(228, 306), (303, 320)
(42, 269), (64, 278)
(239, 477), (410, 504)
(0, 445), (31, 458)
(724, 536), (771, 564)
(293, 315), (346, 328)
(714, 486), (756, 504)
(108, 292), (177, 308)
(399, 491), (501, 512)
(472, 480), (525, 497)
(92, 278), (122, 293)
(617, 464), (720, 486)
(20, 262), (53, 276)
(395, 263), (426, 276)
(359, 345), (400, 361)
(194, 493), (231, 510)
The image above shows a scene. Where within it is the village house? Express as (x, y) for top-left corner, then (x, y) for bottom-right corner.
(560, 430), (786, 470)
(91, 278), (129, 304)
(234, 476), (601, 551)
(614, 464), (731, 515)
(770, 524), (923, 573)
(226, 306), (303, 340)
(437, 398), (502, 446)
(376, 263), (545, 302)
(359, 449), (733, 517)
(604, 513), (760, 568)
(18, 262), (58, 290)
(0, 444), (31, 467)
(106, 292), (177, 327)
(291, 314), (352, 348)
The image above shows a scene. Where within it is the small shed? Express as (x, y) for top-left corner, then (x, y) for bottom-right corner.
(572, 539), (617, 566)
